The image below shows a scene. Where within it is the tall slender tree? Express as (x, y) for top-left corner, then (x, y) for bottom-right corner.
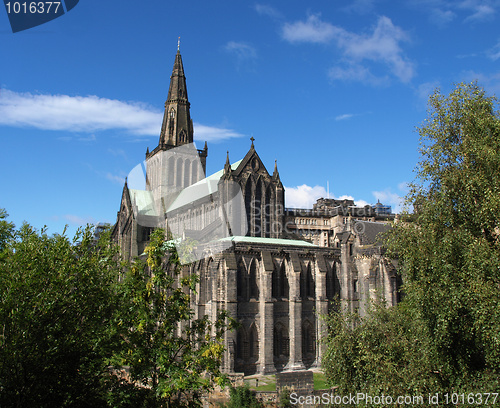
(323, 82), (500, 398)
(112, 229), (234, 407)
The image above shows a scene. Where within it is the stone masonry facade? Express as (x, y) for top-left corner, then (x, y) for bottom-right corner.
(111, 49), (400, 375)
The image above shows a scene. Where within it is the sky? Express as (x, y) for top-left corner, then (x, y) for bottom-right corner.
(1, 0), (500, 237)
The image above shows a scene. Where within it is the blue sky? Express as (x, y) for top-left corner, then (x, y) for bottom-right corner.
(1, 0), (499, 237)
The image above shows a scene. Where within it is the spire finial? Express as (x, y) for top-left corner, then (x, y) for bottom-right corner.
(273, 159), (280, 180)
(178, 36), (181, 51)
(224, 150), (231, 175)
(250, 136), (255, 147)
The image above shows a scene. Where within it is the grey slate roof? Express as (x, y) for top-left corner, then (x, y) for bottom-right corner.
(353, 220), (391, 246)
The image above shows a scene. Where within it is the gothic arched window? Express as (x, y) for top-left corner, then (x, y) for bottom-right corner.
(272, 261), (288, 299)
(176, 157), (183, 188)
(237, 261), (246, 300)
(183, 159), (190, 188)
(301, 263), (315, 299)
(249, 260), (259, 299)
(273, 324), (289, 358)
(254, 182), (262, 237)
(244, 177), (253, 236)
(306, 263), (315, 298)
(302, 320), (316, 367)
(264, 185), (272, 238)
(249, 325), (258, 360)
(179, 129), (187, 144)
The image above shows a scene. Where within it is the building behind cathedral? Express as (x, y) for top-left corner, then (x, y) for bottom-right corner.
(111, 48), (400, 375)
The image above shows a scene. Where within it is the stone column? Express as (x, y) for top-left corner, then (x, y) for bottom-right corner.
(315, 255), (329, 368)
(224, 252), (238, 373)
(287, 253), (305, 370)
(259, 251), (275, 374)
(340, 237), (353, 313)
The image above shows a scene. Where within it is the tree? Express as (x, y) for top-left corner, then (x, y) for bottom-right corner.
(223, 386), (263, 408)
(112, 229), (234, 407)
(389, 82), (500, 384)
(0, 220), (120, 407)
(323, 82), (500, 398)
(0, 208), (14, 254)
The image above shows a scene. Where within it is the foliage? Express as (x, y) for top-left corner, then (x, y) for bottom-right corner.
(113, 229), (234, 407)
(0, 208), (14, 254)
(323, 302), (439, 401)
(0, 221), (120, 407)
(0, 216), (234, 408)
(278, 387), (292, 408)
(223, 385), (263, 408)
(323, 82), (500, 402)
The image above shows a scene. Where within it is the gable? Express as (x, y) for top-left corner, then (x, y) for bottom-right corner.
(232, 147), (270, 179)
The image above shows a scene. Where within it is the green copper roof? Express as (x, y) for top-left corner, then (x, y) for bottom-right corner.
(167, 160), (242, 212)
(219, 235), (318, 247)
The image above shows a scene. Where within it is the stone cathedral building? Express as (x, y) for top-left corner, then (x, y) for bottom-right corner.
(111, 49), (400, 375)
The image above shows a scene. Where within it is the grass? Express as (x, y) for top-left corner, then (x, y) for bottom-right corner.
(245, 375), (276, 392)
(243, 371), (330, 392)
(313, 372), (329, 390)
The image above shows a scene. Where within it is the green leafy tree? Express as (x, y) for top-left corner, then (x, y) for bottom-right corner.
(0, 208), (14, 254)
(0, 220), (120, 407)
(113, 229), (234, 407)
(388, 82), (500, 387)
(323, 82), (500, 401)
(223, 385), (263, 408)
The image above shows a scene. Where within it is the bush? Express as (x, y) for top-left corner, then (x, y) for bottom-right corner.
(223, 385), (263, 408)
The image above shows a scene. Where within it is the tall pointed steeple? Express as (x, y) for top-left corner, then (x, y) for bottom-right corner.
(158, 45), (194, 148)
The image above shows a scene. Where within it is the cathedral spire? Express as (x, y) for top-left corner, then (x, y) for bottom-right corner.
(223, 151), (232, 178)
(158, 46), (193, 148)
(273, 159), (281, 181)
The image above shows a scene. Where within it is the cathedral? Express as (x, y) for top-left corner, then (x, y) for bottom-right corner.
(111, 48), (400, 375)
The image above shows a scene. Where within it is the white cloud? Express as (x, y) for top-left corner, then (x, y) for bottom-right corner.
(329, 63), (387, 85)
(461, 1), (496, 22)
(432, 8), (456, 25)
(372, 189), (404, 213)
(194, 123), (244, 142)
(0, 89), (161, 135)
(62, 214), (96, 226)
(335, 113), (355, 121)
(282, 13), (339, 44)
(282, 15), (414, 84)
(398, 181), (410, 193)
(336, 16), (414, 83)
(254, 4), (282, 19)
(225, 41), (257, 61)
(285, 184), (327, 208)
(461, 70), (500, 95)
(487, 39), (500, 60)
(0, 89), (243, 142)
(106, 172), (125, 185)
(285, 185), (371, 209)
(416, 81), (440, 108)
(354, 199), (371, 207)
(108, 148), (128, 160)
(411, 0), (498, 25)
(342, 0), (377, 14)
